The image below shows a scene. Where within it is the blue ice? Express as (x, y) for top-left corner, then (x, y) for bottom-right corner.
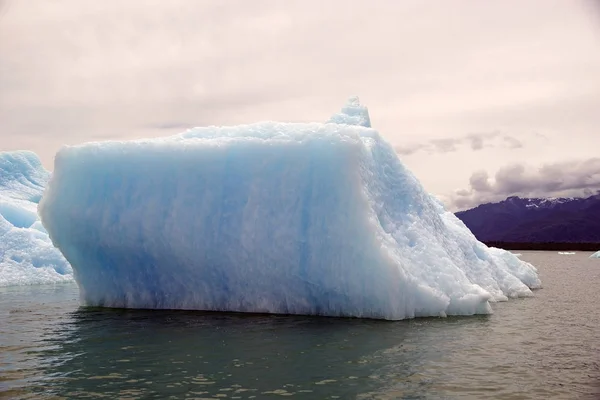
(0, 151), (73, 286)
(38, 98), (540, 319)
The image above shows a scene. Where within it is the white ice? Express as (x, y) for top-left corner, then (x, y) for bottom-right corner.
(0, 151), (73, 286)
(590, 251), (600, 259)
(39, 98), (541, 320)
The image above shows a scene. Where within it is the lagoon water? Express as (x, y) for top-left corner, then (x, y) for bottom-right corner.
(1, 251), (599, 399)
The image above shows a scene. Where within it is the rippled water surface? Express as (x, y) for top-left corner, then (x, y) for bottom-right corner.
(1, 251), (599, 399)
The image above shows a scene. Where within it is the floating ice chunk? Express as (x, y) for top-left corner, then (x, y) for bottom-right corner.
(558, 252), (576, 255)
(590, 251), (600, 259)
(0, 151), (73, 286)
(39, 100), (540, 319)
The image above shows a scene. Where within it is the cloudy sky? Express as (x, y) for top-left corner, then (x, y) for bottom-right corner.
(1, 0), (599, 210)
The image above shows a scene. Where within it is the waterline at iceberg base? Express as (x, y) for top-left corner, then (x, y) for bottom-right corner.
(39, 98), (541, 320)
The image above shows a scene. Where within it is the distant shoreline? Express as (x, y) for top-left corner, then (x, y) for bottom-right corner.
(484, 242), (600, 251)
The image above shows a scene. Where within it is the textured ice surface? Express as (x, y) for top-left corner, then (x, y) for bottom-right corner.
(39, 98), (540, 319)
(0, 151), (73, 286)
(590, 251), (600, 259)
(327, 96), (371, 127)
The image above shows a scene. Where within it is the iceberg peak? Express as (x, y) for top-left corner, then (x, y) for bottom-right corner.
(328, 96), (371, 128)
(346, 95), (362, 107)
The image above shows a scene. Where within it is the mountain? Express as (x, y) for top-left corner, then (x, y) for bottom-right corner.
(455, 195), (600, 243)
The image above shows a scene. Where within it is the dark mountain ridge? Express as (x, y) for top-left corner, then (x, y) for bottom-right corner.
(455, 194), (600, 243)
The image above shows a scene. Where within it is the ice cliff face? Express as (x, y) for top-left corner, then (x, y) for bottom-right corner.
(38, 98), (540, 319)
(0, 151), (73, 286)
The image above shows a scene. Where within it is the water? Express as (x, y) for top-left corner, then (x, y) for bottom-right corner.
(1, 251), (599, 399)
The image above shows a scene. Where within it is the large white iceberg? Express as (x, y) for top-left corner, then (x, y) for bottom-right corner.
(590, 251), (600, 259)
(39, 98), (540, 320)
(0, 151), (73, 286)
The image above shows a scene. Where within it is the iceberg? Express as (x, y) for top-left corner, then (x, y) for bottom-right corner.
(590, 251), (600, 259)
(0, 151), (73, 286)
(39, 98), (540, 320)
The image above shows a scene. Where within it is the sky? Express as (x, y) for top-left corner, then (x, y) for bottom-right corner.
(1, 0), (599, 211)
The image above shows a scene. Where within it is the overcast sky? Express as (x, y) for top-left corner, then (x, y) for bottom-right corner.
(1, 0), (599, 210)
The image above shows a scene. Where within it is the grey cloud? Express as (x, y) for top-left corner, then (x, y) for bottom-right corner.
(395, 131), (519, 155)
(469, 170), (493, 192)
(394, 143), (427, 155)
(467, 135), (485, 150)
(503, 136), (523, 149)
(455, 189), (471, 197)
(466, 132), (501, 150)
(451, 158), (600, 210)
(431, 138), (458, 153)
